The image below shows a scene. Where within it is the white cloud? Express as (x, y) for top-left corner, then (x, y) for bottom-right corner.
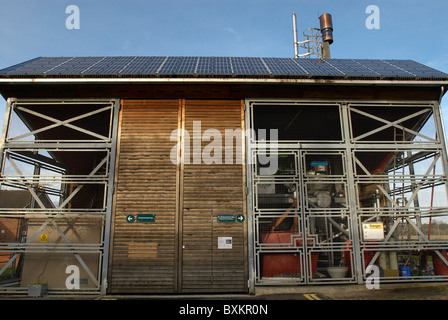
(223, 26), (242, 41)
(224, 26), (237, 34)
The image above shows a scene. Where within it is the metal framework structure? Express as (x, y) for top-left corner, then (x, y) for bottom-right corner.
(246, 99), (448, 285)
(1, 95), (447, 294)
(0, 98), (119, 295)
(296, 28), (323, 59)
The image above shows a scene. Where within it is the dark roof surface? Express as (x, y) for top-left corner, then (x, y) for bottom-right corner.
(0, 56), (447, 80)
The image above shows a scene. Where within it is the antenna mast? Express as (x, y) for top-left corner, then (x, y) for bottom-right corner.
(292, 12), (334, 59)
(292, 13), (299, 58)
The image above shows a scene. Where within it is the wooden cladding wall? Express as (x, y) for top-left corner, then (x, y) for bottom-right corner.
(110, 100), (180, 293)
(180, 100), (247, 293)
(110, 99), (247, 294)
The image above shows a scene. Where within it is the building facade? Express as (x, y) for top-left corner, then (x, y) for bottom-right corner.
(0, 56), (447, 295)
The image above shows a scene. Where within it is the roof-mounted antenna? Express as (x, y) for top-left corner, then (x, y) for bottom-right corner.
(292, 12), (334, 59)
(292, 13), (299, 58)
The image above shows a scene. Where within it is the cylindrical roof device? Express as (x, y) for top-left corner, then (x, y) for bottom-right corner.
(319, 13), (333, 44)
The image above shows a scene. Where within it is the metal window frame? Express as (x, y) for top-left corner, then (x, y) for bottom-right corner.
(0, 98), (120, 295)
(246, 98), (448, 286)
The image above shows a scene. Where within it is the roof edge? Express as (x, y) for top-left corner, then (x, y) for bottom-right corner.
(0, 76), (447, 86)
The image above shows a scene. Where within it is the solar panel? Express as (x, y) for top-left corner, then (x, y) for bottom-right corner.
(0, 56), (447, 79)
(44, 57), (105, 75)
(355, 59), (414, 77)
(383, 60), (448, 78)
(120, 56), (166, 74)
(195, 57), (233, 74)
(263, 58), (309, 75)
(80, 57), (134, 74)
(158, 56), (197, 74)
(232, 57), (270, 75)
(1, 57), (72, 75)
(324, 59), (380, 76)
(296, 58), (343, 76)
(0, 57), (43, 74)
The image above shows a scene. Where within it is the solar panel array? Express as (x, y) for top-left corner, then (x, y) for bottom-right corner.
(0, 56), (447, 79)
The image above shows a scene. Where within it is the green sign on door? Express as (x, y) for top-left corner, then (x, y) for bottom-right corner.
(137, 214), (155, 223)
(217, 214), (235, 223)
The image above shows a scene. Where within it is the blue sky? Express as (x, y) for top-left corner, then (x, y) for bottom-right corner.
(1, 0), (448, 121)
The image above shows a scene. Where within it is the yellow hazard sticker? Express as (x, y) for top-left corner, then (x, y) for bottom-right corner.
(40, 234), (48, 243)
(362, 222), (385, 241)
(363, 223), (383, 229)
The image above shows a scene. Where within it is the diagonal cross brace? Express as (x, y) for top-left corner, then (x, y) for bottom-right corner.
(354, 153), (440, 210)
(354, 157), (400, 207)
(10, 105), (111, 141)
(6, 154), (46, 208)
(351, 107), (434, 142)
(0, 220), (50, 276)
(403, 154), (440, 209)
(0, 219), (100, 286)
(57, 155), (108, 209)
(355, 153), (447, 269)
(1, 155), (107, 286)
(367, 217), (448, 269)
(50, 219), (99, 287)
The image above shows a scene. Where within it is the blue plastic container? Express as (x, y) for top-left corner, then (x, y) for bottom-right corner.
(400, 266), (411, 280)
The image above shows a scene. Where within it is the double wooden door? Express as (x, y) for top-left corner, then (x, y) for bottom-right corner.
(109, 99), (248, 293)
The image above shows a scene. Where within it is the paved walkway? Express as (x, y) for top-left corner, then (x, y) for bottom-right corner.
(3, 282), (448, 300)
(96, 282), (448, 300)
(255, 282), (448, 300)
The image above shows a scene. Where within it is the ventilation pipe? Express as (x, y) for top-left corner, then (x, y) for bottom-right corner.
(319, 13), (333, 59)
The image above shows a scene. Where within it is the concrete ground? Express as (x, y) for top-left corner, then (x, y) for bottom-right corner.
(3, 282), (448, 300)
(93, 282), (448, 300)
(254, 282), (448, 300)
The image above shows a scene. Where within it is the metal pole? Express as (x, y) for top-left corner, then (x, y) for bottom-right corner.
(433, 99), (448, 216)
(0, 99), (13, 181)
(101, 98), (121, 294)
(292, 13), (299, 58)
(341, 102), (364, 284)
(245, 100), (255, 293)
